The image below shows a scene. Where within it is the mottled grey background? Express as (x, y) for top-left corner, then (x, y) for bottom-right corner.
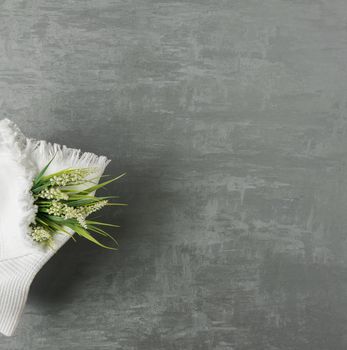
(1, 0), (347, 349)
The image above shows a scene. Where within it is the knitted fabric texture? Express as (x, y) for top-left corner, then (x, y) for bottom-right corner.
(0, 119), (110, 336)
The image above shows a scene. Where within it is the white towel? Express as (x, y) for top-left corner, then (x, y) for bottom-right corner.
(0, 119), (110, 336)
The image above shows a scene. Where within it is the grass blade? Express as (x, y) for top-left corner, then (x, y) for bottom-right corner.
(86, 220), (120, 228)
(77, 173), (126, 195)
(33, 156), (56, 187)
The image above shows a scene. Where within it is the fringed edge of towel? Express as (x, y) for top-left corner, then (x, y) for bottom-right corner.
(30, 139), (111, 174)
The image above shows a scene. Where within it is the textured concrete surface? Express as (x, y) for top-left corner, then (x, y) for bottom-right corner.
(1, 0), (347, 349)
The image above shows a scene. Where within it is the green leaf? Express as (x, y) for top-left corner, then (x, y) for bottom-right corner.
(33, 156), (56, 187)
(64, 221), (117, 250)
(32, 182), (52, 194)
(67, 195), (119, 201)
(87, 225), (119, 248)
(40, 167), (75, 181)
(65, 197), (111, 207)
(85, 220), (120, 228)
(40, 214), (69, 223)
(42, 218), (76, 242)
(77, 173), (126, 195)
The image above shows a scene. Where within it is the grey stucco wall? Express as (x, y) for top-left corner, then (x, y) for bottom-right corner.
(1, 1), (347, 349)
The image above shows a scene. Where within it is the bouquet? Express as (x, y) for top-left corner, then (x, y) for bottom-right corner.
(30, 158), (125, 249)
(0, 119), (125, 336)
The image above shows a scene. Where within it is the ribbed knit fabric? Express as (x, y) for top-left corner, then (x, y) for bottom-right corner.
(0, 119), (110, 336)
(0, 254), (43, 336)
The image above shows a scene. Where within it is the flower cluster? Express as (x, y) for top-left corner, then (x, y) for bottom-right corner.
(38, 187), (69, 200)
(47, 200), (108, 229)
(31, 226), (51, 243)
(49, 168), (95, 187)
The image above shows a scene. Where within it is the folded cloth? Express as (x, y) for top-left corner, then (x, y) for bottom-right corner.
(0, 119), (110, 336)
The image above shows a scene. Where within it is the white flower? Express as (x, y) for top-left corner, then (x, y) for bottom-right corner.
(38, 187), (69, 200)
(79, 200), (108, 217)
(49, 168), (95, 186)
(77, 215), (88, 229)
(47, 199), (108, 226)
(47, 200), (65, 216)
(31, 226), (51, 242)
